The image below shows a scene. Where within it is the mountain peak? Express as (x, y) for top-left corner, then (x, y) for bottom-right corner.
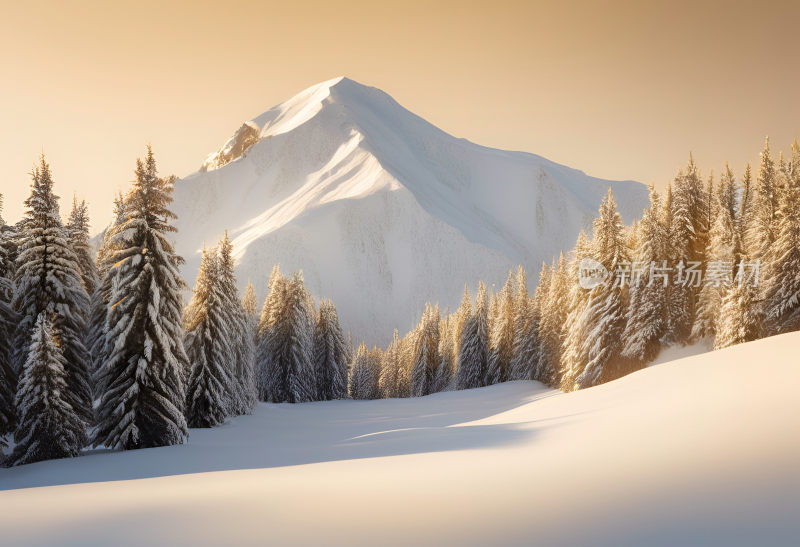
(201, 76), (379, 171)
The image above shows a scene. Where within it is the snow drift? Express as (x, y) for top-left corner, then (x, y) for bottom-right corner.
(172, 77), (648, 344)
(2, 332), (798, 545)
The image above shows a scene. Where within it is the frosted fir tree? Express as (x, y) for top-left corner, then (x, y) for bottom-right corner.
(368, 346), (384, 398)
(12, 156), (92, 427)
(257, 271), (316, 403)
(455, 281), (489, 390)
(379, 329), (402, 398)
(92, 147), (189, 450)
(737, 164), (754, 260)
(537, 255), (566, 385)
(752, 137), (779, 263)
(572, 189), (631, 389)
(184, 247), (234, 427)
(509, 268), (540, 381)
(411, 304), (440, 397)
(218, 232), (256, 414)
(559, 232), (593, 391)
(0, 201), (18, 438)
(87, 194), (128, 375)
(661, 180), (691, 344)
(65, 196), (99, 297)
(313, 299), (350, 400)
(350, 342), (379, 399)
(396, 332), (414, 398)
(255, 265), (286, 401)
(486, 272), (515, 385)
(762, 140), (800, 334)
(452, 285), (472, 364)
(622, 185), (668, 363)
(693, 166), (737, 341)
(433, 315), (455, 392)
(9, 313), (86, 466)
(242, 279), (259, 335)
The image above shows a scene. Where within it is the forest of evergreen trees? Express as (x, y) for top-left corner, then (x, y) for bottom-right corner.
(0, 137), (798, 466)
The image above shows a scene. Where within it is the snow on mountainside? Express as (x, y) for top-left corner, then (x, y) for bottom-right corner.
(173, 77), (648, 343)
(2, 333), (799, 545)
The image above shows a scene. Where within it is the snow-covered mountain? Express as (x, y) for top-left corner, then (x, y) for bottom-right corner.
(173, 77), (648, 343)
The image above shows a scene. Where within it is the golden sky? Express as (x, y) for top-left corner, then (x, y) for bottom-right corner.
(1, 0), (798, 229)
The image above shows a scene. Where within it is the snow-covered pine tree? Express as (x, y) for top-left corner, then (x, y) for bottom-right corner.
(350, 342), (379, 399)
(752, 137), (779, 262)
(452, 285), (471, 364)
(217, 232), (256, 414)
(559, 232), (593, 391)
(184, 247), (233, 427)
(661, 179), (692, 345)
(508, 298), (539, 381)
(411, 303), (440, 397)
(486, 272), (515, 385)
(396, 331), (414, 398)
(9, 313), (85, 466)
(433, 314), (455, 392)
(762, 140), (800, 334)
(313, 299), (349, 400)
(92, 147), (189, 450)
(455, 281), (489, 390)
(13, 155), (92, 427)
(65, 196), (99, 297)
(572, 189), (631, 389)
(0, 199), (17, 439)
(87, 194), (128, 376)
(255, 265), (286, 401)
(693, 166), (737, 341)
(621, 185), (667, 363)
(242, 279), (259, 334)
(257, 271), (316, 403)
(536, 255), (566, 385)
(715, 281), (759, 349)
(368, 346), (383, 399)
(379, 329), (402, 398)
(737, 164), (754, 260)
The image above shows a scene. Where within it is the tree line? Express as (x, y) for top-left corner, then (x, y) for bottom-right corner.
(1, 137), (798, 466)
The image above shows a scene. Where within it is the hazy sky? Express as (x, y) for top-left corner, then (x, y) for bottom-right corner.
(1, 0), (798, 230)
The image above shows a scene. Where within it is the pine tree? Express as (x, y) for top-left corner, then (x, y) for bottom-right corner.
(752, 137), (779, 262)
(455, 282), (489, 390)
(0, 198), (17, 438)
(411, 304), (440, 397)
(350, 342), (379, 399)
(486, 272), (515, 384)
(572, 189), (631, 389)
(257, 271), (316, 403)
(13, 155), (92, 427)
(379, 329), (402, 398)
(9, 313), (85, 466)
(65, 196), (99, 297)
(93, 147), (188, 450)
(217, 232), (256, 414)
(313, 299), (349, 400)
(559, 232), (593, 391)
(242, 279), (259, 333)
(662, 179), (691, 344)
(537, 256), (566, 385)
(433, 314), (455, 392)
(184, 247), (233, 427)
(255, 265), (286, 401)
(693, 166), (737, 341)
(87, 194), (128, 376)
(622, 185), (667, 363)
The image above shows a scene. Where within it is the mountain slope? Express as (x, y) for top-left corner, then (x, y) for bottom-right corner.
(173, 77), (648, 343)
(2, 333), (798, 545)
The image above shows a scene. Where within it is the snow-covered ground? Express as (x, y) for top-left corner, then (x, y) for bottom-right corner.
(173, 77), (649, 344)
(2, 333), (799, 546)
